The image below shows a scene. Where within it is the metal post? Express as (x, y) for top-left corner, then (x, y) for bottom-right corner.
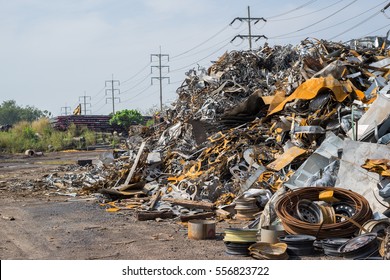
(159, 50), (163, 112)
(111, 74), (115, 114)
(230, 6), (267, 49)
(105, 75), (120, 115)
(247, 6), (252, 50)
(151, 48), (169, 113)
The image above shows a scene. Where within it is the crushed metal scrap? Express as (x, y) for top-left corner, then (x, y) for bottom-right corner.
(35, 38), (390, 259)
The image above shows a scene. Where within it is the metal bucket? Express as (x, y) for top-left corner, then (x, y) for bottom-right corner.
(188, 220), (216, 240)
(260, 225), (286, 244)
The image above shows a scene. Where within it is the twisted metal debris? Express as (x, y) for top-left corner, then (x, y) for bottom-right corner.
(32, 38), (390, 259)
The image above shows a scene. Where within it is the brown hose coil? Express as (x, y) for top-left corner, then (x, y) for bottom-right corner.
(275, 187), (372, 239)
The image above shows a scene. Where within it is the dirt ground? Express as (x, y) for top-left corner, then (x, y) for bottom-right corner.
(0, 149), (255, 260)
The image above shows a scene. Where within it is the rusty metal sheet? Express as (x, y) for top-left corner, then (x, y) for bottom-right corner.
(268, 76), (350, 116)
(266, 146), (306, 171)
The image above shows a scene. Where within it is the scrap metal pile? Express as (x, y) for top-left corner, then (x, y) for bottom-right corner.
(45, 38), (390, 259)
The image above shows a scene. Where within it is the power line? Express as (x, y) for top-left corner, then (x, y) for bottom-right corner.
(93, 102), (107, 115)
(105, 74), (120, 115)
(121, 85), (152, 103)
(173, 32), (238, 62)
(129, 89), (160, 103)
(268, 0), (343, 22)
(91, 75), (114, 98)
(230, 6), (267, 50)
(362, 22), (390, 37)
(92, 85), (106, 98)
(170, 24), (230, 60)
(151, 47), (170, 112)
(170, 41), (231, 73)
(94, 94), (107, 106)
(269, 0), (358, 39)
(269, 0), (388, 40)
(267, 0), (318, 19)
(170, 80), (184, 85)
(121, 73), (151, 94)
(121, 62), (151, 84)
(329, 10), (382, 40)
(161, 28), (245, 82)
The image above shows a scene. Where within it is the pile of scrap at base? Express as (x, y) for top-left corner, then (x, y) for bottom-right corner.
(42, 38), (390, 259)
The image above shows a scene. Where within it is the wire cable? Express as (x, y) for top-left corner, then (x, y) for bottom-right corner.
(121, 85), (153, 103)
(270, 0), (388, 40)
(267, 0), (318, 20)
(270, 0), (358, 39)
(94, 94), (107, 106)
(121, 62), (151, 84)
(121, 73), (151, 94)
(93, 102), (107, 114)
(131, 89), (160, 103)
(171, 24), (230, 60)
(361, 22), (390, 37)
(172, 30), (242, 62)
(329, 9), (382, 40)
(268, 0), (343, 22)
(92, 85), (106, 98)
(170, 28), (248, 72)
(170, 80), (184, 85)
(170, 41), (231, 74)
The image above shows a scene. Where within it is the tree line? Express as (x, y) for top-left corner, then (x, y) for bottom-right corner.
(0, 100), (51, 125)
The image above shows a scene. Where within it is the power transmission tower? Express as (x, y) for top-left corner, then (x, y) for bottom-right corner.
(151, 47), (170, 112)
(105, 75), (120, 115)
(61, 105), (71, 116)
(230, 6), (267, 50)
(79, 91), (92, 115)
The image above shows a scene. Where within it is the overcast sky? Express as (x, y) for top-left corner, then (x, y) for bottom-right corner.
(1, 0), (390, 117)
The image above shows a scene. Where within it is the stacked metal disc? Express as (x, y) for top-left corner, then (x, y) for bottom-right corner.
(248, 242), (289, 260)
(320, 238), (349, 257)
(223, 228), (258, 255)
(338, 233), (379, 259)
(278, 235), (316, 256)
(275, 187), (372, 239)
(234, 198), (260, 220)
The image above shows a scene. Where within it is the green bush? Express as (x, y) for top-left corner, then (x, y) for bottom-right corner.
(109, 109), (143, 130)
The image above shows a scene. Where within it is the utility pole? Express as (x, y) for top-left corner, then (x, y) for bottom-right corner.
(105, 74), (120, 115)
(230, 6), (267, 50)
(151, 47), (170, 112)
(79, 91), (92, 115)
(61, 105), (71, 116)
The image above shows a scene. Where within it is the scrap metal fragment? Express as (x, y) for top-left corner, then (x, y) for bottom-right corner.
(123, 141), (146, 186)
(285, 132), (343, 189)
(161, 198), (214, 211)
(292, 125), (325, 134)
(348, 93), (390, 141)
(266, 146), (306, 171)
(268, 76), (351, 116)
(241, 166), (267, 193)
(180, 212), (214, 222)
(336, 139), (390, 213)
(136, 210), (175, 221)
